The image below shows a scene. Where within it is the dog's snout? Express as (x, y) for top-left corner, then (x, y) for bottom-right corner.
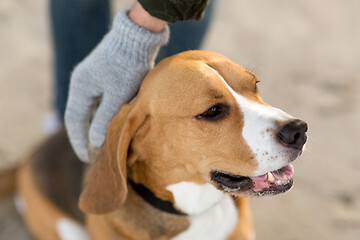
(277, 119), (308, 150)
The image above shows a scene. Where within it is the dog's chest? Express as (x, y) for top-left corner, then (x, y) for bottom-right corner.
(167, 182), (238, 240)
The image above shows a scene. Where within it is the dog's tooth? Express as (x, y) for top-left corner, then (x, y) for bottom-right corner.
(267, 172), (275, 183)
(276, 180), (281, 185)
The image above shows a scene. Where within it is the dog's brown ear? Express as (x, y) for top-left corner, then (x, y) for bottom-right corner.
(79, 101), (146, 214)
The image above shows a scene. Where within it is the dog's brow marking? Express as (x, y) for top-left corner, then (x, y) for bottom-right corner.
(207, 65), (294, 176)
(57, 219), (89, 240)
(214, 93), (224, 99)
(167, 182), (238, 240)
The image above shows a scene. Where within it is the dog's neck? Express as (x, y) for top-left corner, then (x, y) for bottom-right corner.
(128, 177), (227, 216)
(92, 178), (239, 240)
(125, 178), (239, 240)
(128, 178), (186, 215)
(128, 160), (227, 216)
(165, 181), (227, 215)
(122, 156), (240, 239)
(88, 158), (240, 239)
(87, 181), (190, 240)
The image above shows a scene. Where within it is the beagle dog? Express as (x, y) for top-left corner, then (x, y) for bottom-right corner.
(11, 50), (307, 240)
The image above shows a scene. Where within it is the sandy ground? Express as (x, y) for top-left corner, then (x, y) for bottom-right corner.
(1, 0), (359, 239)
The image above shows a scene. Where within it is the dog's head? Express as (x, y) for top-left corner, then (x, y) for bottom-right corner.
(79, 51), (307, 214)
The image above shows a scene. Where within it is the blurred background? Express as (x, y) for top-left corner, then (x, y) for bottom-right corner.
(0, 0), (359, 239)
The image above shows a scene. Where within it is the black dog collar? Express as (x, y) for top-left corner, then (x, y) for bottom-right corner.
(128, 178), (186, 216)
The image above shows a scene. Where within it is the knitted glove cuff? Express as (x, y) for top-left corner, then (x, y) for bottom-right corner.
(105, 9), (170, 65)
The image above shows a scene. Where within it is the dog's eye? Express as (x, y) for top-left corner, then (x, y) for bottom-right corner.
(196, 105), (229, 121)
(204, 106), (222, 117)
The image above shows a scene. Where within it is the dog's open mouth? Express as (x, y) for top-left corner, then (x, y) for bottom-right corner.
(211, 164), (294, 196)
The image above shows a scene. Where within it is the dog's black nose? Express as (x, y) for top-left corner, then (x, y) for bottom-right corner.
(277, 119), (308, 150)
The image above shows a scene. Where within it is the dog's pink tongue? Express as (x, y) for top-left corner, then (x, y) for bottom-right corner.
(251, 164), (294, 192)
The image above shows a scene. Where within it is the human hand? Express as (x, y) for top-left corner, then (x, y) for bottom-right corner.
(65, 9), (169, 162)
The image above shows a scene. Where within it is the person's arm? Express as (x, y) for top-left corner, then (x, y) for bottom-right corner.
(138, 0), (209, 23)
(128, 1), (167, 33)
(65, 1), (210, 162)
(65, 5), (169, 162)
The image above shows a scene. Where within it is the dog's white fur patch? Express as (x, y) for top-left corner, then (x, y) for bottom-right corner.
(57, 219), (89, 240)
(208, 66), (294, 176)
(167, 182), (238, 240)
(166, 182), (224, 215)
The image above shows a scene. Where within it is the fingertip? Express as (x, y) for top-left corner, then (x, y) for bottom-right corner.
(76, 145), (90, 163)
(88, 97), (118, 148)
(89, 126), (106, 148)
(64, 114), (90, 163)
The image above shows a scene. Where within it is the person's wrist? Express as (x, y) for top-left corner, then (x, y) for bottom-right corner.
(128, 1), (167, 33)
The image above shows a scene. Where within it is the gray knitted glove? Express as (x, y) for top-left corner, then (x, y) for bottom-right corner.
(65, 10), (169, 162)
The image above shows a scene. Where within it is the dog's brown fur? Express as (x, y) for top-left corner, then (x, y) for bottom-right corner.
(80, 51), (262, 215)
(0, 167), (17, 198)
(3, 51), (275, 240)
